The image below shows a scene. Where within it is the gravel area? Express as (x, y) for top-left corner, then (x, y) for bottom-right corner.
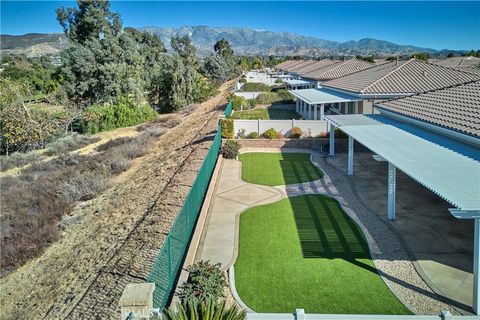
(273, 152), (459, 315)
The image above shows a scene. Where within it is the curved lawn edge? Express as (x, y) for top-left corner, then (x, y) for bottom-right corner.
(238, 152), (324, 186)
(233, 194), (412, 314)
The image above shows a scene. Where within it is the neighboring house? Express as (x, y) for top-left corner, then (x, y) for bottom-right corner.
(318, 58), (480, 116)
(300, 58), (377, 86)
(430, 56), (480, 68)
(374, 80), (480, 141)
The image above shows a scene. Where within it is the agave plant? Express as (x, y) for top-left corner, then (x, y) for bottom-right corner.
(162, 299), (246, 320)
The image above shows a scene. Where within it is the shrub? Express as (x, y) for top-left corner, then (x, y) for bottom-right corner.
(45, 133), (94, 156)
(256, 92), (278, 104)
(246, 98), (257, 109)
(0, 151), (39, 172)
(290, 127), (303, 138)
(222, 140), (240, 159)
(276, 131), (285, 139)
(275, 78), (284, 83)
(163, 300), (246, 320)
(247, 132), (259, 139)
(242, 82), (271, 92)
(220, 119), (234, 139)
(97, 137), (132, 152)
(56, 170), (111, 202)
(82, 96), (157, 134)
(263, 128), (277, 140)
(178, 261), (227, 303)
(239, 78), (247, 84)
(277, 89), (294, 102)
(318, 131), (328, 138)
(236, 129), (246, 139)
(231, 95), (248, 111)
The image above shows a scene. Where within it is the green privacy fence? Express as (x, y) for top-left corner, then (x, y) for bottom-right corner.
(146, 120), (223, 308)
(224, 99), (233, 117)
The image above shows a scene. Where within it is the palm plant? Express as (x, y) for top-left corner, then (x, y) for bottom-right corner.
(162, 299), (246, 320)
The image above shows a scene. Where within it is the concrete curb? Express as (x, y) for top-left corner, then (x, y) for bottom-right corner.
(228, 266), (255, 312)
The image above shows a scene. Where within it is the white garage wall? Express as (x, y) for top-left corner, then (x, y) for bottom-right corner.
(233, 119), (329, 138)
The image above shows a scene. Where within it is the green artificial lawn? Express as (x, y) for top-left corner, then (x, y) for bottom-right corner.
(232, 108), (302, 120)
(235, 195), (411, 314)
(238, 153), (323, 186)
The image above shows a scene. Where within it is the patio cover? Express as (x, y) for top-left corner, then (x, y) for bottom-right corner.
(285, 79), (313, 86)
(325, 114), (480, 217)
(290, 88), (362, 105)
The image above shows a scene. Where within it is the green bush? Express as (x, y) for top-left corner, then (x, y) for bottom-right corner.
(275, 78), (284, 83)
(256, 90), (294, 105)
(289, 127), (303, 138)
(263, 128), (277, 140)
(247, 132), (259, 139)
(242, 82), (271, 92)
(222, 140), (240, 159)
(239, 78), (247, 84)
(246, 98), (257, 109)
(163, 300), (246, 320)
(221, 118), (234, 139)
(178, 261), (227, 303)
(231, 95), (248, 111)
(82, 96), (157, 134)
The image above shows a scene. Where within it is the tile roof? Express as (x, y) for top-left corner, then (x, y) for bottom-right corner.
(375, 80), (480, 137)
(277, 60), (306, 71)
(301, 58), (376, 81)
(296, 59), (340, 75)
(431, 56), (480, 68)
(323, 59), (480, 95)
(276, 60), (297, 68)
(283, 60), (319, 72)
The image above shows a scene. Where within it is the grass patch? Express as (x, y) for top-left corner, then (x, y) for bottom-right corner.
(235, 195), (411, 314)
(238, 153), (323, 186)
(231, 108), (301, 120)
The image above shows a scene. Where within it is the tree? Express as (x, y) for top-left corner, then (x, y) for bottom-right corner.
(447, 52), (455, 58)
(411, 52), (430, 61)
(171, 35), (196, 64)
(214, 38), (234, 61)
(0, 79), (56, 154)
(203, 54), (231, 84)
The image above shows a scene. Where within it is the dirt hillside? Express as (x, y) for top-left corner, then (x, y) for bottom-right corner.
(0, 81), (234, 320)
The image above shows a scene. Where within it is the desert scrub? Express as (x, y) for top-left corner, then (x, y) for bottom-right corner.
(45, 133), (98, 156)
(222, 140), (240, 159)
(0, 122), (164, 272)
(178, 261), (227, 303)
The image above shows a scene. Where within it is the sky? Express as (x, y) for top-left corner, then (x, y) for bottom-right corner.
(1, 1), (479, 50)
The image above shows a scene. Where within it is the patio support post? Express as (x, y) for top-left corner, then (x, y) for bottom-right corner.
(387, 162), (396, 221)
(296, 99), (299, 113)
(313, 104), (318, 120)
(329, 124), (335, 156)
(348, 136), (354, 175)
(474, 218), (480, 314)
(320, 103), (325, 120)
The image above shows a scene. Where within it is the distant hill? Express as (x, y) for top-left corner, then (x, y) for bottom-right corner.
(142, 26), (441, 57)
(1, 33), (68, 58)
(0, 27), (465, 58)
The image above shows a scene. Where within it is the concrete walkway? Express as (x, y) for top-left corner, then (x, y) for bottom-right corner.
(195, 149), (462, 315)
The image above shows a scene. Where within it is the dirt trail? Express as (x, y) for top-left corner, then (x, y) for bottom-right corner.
(0, 81), (234, 320)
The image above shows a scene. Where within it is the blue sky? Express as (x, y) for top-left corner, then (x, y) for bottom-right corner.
(1, 1), (479, 50)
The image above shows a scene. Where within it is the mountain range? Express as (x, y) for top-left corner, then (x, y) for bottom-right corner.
(1, 26), (460, 58)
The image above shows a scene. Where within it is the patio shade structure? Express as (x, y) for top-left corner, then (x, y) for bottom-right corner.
(325, 113), (480, 314)
(285, 79), (315, 90)
(289, 88), (361, 120)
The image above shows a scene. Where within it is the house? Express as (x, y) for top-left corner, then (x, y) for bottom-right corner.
(292, 59), (480, 120)
(326, 80), (480, 313)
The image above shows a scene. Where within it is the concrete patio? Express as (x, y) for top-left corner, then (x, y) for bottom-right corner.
(327, 151), (473, 314)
